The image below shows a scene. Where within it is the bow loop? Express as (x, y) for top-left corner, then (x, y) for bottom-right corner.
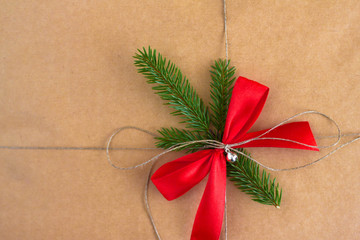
(151, 149), (215, 201)
(237, 121), (318, 150)
(222, 77), (269, 144)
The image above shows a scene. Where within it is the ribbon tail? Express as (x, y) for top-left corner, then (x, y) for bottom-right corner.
(191, 151), (227, 240)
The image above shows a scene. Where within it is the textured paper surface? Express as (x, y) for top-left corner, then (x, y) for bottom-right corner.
(1, 1), (359, 239)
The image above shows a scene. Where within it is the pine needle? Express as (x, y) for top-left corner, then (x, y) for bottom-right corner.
(227, 150), (282, 207)
(134, 47), (211, 136)
(155, 127), (209, 152)
(209, 59), (236, 140)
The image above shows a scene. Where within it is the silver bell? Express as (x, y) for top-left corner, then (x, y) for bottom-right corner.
(226, 151), (238, 162)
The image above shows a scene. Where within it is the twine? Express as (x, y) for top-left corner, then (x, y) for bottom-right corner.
(0, 0), (357, 239)
(106, 111), (359, 172)
(106, 111), (360, 240)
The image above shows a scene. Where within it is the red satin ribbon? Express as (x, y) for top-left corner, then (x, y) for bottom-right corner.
(151, 77), (318, 240)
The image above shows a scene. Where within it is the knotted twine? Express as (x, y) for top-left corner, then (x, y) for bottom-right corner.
(106, 110), (360, 240)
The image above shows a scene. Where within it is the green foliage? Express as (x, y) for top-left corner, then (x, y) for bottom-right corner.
(227, 150), (282, 207)
(134, 46), (282, 208)
(155, 127), (209, 152)
(134, 47), (211, 135)
(209, 59), (236, 141)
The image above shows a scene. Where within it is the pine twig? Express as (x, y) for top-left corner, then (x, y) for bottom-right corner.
(134, 47), (211, 136)
(209, 59), (236, 140)
(155, 127), (209, 152)
(227, 150), (282, 208)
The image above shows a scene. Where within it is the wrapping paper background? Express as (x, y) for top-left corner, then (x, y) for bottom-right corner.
(1, 0), (359, 239)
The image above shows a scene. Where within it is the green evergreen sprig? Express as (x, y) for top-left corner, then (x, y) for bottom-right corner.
(209, 59), (236, 141)
(155, 127), (209, 152)
(134, 46), (282, 208)
(227, 150), (282, 207)
(134, 47), (211, 136)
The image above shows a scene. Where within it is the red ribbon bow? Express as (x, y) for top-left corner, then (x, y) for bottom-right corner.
(151, 77), (318, 240)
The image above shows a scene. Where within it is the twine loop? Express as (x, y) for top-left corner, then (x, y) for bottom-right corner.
(106, 111), (359, 240)
(106, 110), (359, 172)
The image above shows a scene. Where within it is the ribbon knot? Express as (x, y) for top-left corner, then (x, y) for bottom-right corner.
(151, 77), (318, 240)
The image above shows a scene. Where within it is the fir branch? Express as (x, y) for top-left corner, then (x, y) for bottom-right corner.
(209, 59), (236, 140)
(155, 127), (209, 152)
(227, 150), (282, 208)
(134, 48), (284, 208)
(134, 47), (211, 136)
